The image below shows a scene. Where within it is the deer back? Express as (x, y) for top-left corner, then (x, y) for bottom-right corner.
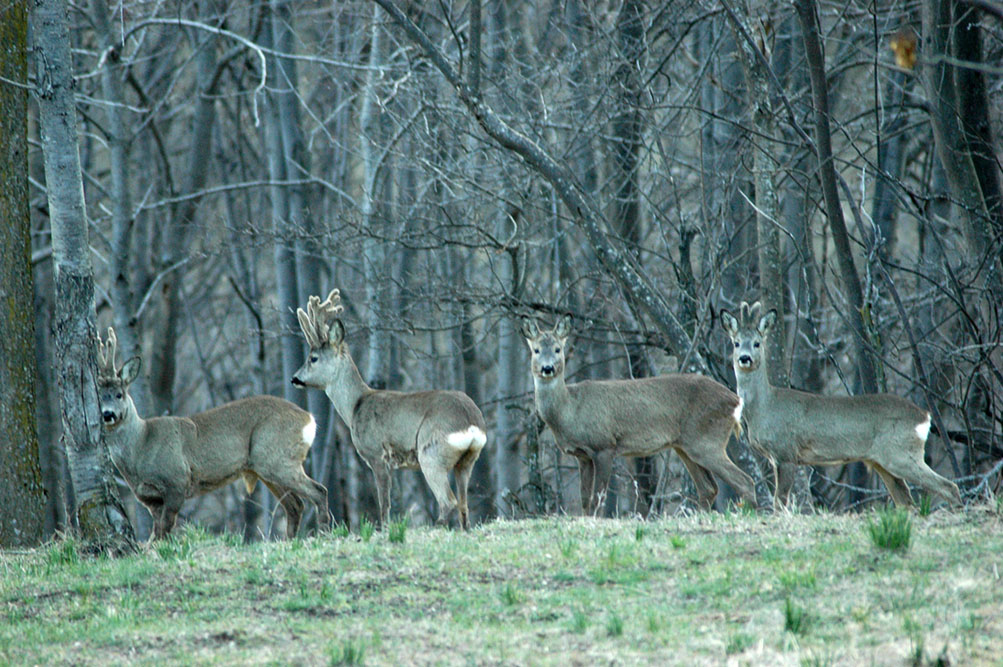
(753, 386), (928, 465)
(180, 396), (313, 488)
(547, 374), (740, 456)
(351, 389), (485, 459)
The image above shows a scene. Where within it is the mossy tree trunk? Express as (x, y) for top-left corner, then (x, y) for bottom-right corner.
(0, 0), (47, 547)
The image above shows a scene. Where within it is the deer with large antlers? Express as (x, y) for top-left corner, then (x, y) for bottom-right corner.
(96, 327), (330, 540)
(720, 301), (962, 508)
(521, 314), (758, 515)
(291, 289), (487, 529)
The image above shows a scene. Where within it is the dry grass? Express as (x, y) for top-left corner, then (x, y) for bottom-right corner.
(2, 504), (1001, 665)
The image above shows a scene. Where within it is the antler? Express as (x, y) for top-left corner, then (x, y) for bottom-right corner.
(739, 301), (762, 327)
(297, 289), (344, 348)
(96, 327), (119, 377)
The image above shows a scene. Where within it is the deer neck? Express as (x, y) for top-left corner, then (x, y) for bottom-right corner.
(324, 354), (371, 430)
(533, 373), (572, 426)
(104, 397), (148, 470)
(733, 359), (777, 421)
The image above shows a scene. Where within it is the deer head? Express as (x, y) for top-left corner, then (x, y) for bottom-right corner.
(292, 289), (349, 389)
(720, 301), (777, 374)
(96, 327), (141, 429)
(520, 314), (572, 382)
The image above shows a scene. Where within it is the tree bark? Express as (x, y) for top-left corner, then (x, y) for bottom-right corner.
(953, 5), (1003, 248)
(360, 2), (392, 388)
(922, 0), (998, 275)
(32, 0), (135, 553)
(0, 0), (47, 547)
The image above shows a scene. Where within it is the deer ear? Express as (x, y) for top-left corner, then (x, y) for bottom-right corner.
(720, 310), (738, 336)
(121, 356), (142, 384)
(554, 314), (572, 339)
(759, 309), (778, 334)
(330, 319), (346, 346)
(520, 317), (539, 341)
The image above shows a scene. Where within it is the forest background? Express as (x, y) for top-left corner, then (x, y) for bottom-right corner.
(2, 0), (1001, 544)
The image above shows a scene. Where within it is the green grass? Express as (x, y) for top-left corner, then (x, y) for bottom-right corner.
(387, 517), (408, 544)
(784, 597), (811, 635)
(1, 508), (1000, 664)
(359, 518), (375, 543)
(327, 639), (365, 665)
(868, 507), (913, 551)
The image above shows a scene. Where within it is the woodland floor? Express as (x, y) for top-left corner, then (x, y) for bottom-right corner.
(2, 503), (1002, 665)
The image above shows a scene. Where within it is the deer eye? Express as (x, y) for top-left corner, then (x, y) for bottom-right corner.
(310, 354), (319, 363)
(554, 347), (561, 354)
(533, 348), (540, 354)
(733, 342), (739, 348)
(753, 342), (761, 348)
(115, 392), (123, 399)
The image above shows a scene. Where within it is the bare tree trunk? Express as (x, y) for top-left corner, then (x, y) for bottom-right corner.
(794, 0), (880, 397)
(149, 34), (219, 416)
(494, 245), (523, 518)
(698, 19), (747, 301)
(33, 265), (68, 535)
(608, 0), (656, 517)
(794, 0), (885, 506)
(360, 2), (391, 389)
(0, 0), (47, 547)
(32, 0), (135, 553)
(270, 0), (331, 529)
(90, 0), (154, 540)
(261, 5), (303, 414)
(954, 6), (1003, 236)
(923, 0), (998, 274)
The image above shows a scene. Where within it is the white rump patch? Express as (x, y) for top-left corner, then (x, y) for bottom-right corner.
(733, 397), (744, 425)
(302, 416), (317, 446)
(446, 425), (487, 452)
(915, 414), (931, 442)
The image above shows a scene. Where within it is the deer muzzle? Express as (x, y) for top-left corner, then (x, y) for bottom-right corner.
(539, 365), (556, 377)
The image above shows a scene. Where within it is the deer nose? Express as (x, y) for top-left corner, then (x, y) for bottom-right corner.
(738, 354), (752, 366)
(291, 377), (305, 387)
(540, 365), (555, 377)
(102, 410), (116, 423)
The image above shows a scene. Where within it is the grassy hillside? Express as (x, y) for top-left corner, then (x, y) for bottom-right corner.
(2, 505), (1001, 665)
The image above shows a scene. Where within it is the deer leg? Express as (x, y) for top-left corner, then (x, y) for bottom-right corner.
(418, 448), (458, 527)
(575, 456), (595, 515)
(142, 499), (167, 542)
(264, 482), (305, 538)
(775, 462), (798, 508)
(453, 459), (474, 531)
(673, 448), (718, 510)
(879, 454), (961, 507)
(369, 460), (393, 526)
(259, 467), (331, 534)
(592, 451), (614, 517)
(157, 500), (182, 540)
(870, 463), (914, 507)
(686, 445), (757, 509)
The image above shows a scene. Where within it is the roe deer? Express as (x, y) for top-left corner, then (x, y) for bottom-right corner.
(720, 301), (962, 508)
(96, 328), (330, 540)
(291, 289), (487, 530)
(520, 315), (757, 514)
